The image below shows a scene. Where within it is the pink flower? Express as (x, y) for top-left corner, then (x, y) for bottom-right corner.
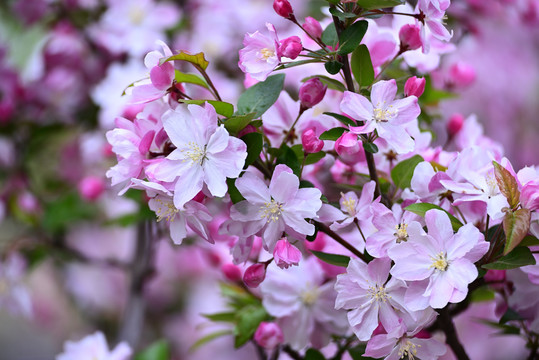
(273, 238), (302, 269)
(78, 176), (105, 201)
(230, 165), (322, 251)
(279, 36), (302, 60)
(389, 209), (489, 309)
(341, 79), (421, 154)
(404, 76), (426, 98)
(273, 0), (294, 20)
(521, 180), (539, 211)
(254, 322), (284, 349)
(446, 113), (464, 136)
(239, 23), (280, 82)
(448, 61), (476, 88)
(335, 132), (363, 165)
(418, 0), (453, 52)
(56, 331), (132, 360)
(153, 104), (247, 209)
(330, 180), (378, 231)
(260, 258), (348, 350)
(301, 127), (324, 153)
(299, 78), (327, 109)
(335, 257), (418, 341)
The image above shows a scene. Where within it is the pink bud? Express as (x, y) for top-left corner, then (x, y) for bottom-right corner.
(301, 127), (324, 153)
(399, 24), (422, 51)
(302, 16), (322, 39)
(78, 176), (105, 201)
(243, 263), (266, 288)
(404, 76), (426, 98)
(484, 269), (506, 283)
(222, 263), (242, 282)
(238, 124), (257, 138)
(447, 113), (464, 136)
(17, 191), (40, 213)
(273, 0), (294, 20)
(521, 181), (539, 211)
(335, 132), (363, 165)
(279, 36), (302, 60)
(299, 78), (327, 108)
(448, 61), (476, 88)
(254, 322), (284, 349)
(273, 238), (301, 269)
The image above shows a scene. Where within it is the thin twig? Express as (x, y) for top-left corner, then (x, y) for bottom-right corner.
(315, 221), (368, 262)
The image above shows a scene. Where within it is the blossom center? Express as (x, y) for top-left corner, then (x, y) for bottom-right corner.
(260, 48), (275, 60)
(367, 283), (389, 303)
(485, 173), (499, 198)
(154, 198), (179, 222)
(340, 193), (356, 215)
(394, 222), (409, 243)
(300, 285), (319, 307)
(430, 252), (448, 271)
(398, 340), (420, 360)
(182, 142), (207, 166)
(128, 6), (145, 25)
(373, 102), (398, 123)
(260, 199), (283, 222)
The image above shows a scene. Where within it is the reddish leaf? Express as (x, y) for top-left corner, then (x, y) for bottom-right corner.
(493, 161), (520, 209)
(503, 208), (531, 255)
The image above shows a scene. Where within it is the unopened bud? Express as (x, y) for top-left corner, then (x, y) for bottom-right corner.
(447, 113), (464, 136)
(279, 36), (302, 60)
(399, 24), (422, 51)
(273, 238), (301, 269)
(299, 78), (327, 108)
(301, 127), (324, 153)
(404, 76), (426, 98)
(273, 0), (294, 20)
(78, 176), (105, 201)
(243, 263), (266, 288)
(222, 263), (243, 282)
(254, 322), (284, 349)
(448, 61), (476, 88)
(335, 132), (362, 165)
(303, 16), (322, 39)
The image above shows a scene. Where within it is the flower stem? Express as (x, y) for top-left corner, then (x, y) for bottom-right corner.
(315, 221), (368, 262)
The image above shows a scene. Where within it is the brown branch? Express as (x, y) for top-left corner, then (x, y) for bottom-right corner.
(315, 221), (368, 263)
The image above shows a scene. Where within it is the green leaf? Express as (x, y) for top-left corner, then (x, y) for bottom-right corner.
(356, 0), (405, 10)
(405, 203), (463, 231)
(178, 99), (234, 118)
(43, 192), (98, 234)
(519, 235), (539, 247)
(348, 344), (377, 360)
(470, 286), (495, 303)
(493, 161), (520, 209)
(482, 246), (536, 270)
(160, 51), (209, 70)
(310, 250), (351, 267)
(319, 127), (347, 141)
(363, 142), (378, 154)
(241, 132), (263, 167)
(323, 112), (356, 126)
(326, 0), (340, 4)
(226, 178), (245, 204)
(500, 308), (525, 324)
(224, 113), (257, 135)
(503, 208), (531, 255)
(302, 75), (346, 92)
(329, 7), (358, 20)
(305, 348), (326, 360)
(305, 151), (326, 165)
(479, 320), (521, 335)
(391, 155), (424, 189)
(174, 71), (209, 89)
(337, 20), (368, 55)
(325, 60), (344, 75)
(234, 306), (268, 348)
(300, 180), (315, 188)
(190, 330), (233, 352)
(203, 312), (236, 323)
(321, 23), (338, 47)
(237, 74), (285, 118)
(420, 76), (456, 105)
(275, 59), (323, 70)
(135, 340), (169, 360)
(350, 44), (374, 87)
(276, 144), (301, 177)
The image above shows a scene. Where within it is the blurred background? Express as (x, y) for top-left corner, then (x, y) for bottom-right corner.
(0, 0), (538, 359)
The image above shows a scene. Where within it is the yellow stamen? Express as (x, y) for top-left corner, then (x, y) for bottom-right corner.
(429, 252), (448, 271)
(260, 199), (283, 222)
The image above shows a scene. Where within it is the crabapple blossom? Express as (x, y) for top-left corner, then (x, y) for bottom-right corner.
(299, 77), (327, 109)
(229, 165), (322, 251)
(389, 209), (489, 309)
(238, 23), (280, 81)
(273, 238), (302, 269)
(152, 104), (247, 209)
(404, 76), (426, 98)
(56, 332), (132, 360)
(330, 180), (378, 231)
(341, 79), (421, 154)
(301, 127), (324, 153)
(254, 322), (284, 349)
(260, 258), (348, 350)
(302, 16), (323, 39)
